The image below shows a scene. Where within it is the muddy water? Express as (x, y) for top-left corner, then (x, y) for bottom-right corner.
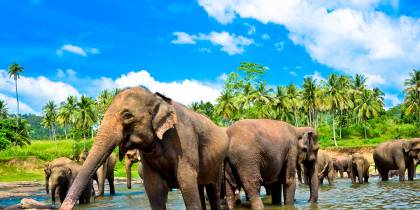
(0, 175), (419, 209)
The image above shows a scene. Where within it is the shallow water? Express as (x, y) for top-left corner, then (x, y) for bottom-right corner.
(1, 175), (419, 209)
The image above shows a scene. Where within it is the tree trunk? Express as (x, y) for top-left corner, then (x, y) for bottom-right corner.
(64, 127), (68, 140)
(332, 111), (337, 147)
(339, 110), (342, 139)
(364, 123), (367, 139)
(14, 77), (20, 126)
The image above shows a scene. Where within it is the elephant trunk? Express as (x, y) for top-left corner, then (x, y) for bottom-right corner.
(45, 174), (50, 194)
(126, 159), (132, 189)
(357, 166), (363, 183)
(51, 182), (58, 205)
(60, 115), (122, 210)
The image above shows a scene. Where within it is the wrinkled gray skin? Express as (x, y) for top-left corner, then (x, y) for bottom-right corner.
(50, 163), (93, 205)
(348, 153), (369, 184)
(316, 151), (334, 185)
(80, 151), (116, 196)
(125, 149), (141, 189)
(295, 127), (319, 203)
(224, 120), (299, 210)
(45, 157), (73, 194)
(332, 156), (350, 178)
(373, 139), (420, 181)
(61, 87), (229, 210)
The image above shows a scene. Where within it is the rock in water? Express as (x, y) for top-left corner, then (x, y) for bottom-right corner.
(3, 198), (56, 209)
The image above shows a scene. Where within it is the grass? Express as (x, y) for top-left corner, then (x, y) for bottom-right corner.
(0, 139), (139, 182)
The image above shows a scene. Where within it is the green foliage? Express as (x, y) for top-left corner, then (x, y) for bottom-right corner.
(0, 118), (31, 150)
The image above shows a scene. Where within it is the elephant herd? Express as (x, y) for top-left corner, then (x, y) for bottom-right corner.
(44, 87), (419, 210)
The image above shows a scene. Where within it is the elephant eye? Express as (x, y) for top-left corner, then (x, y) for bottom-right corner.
(122, 111), (134, 120)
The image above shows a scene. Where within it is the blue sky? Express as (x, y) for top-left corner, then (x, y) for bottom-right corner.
(0, 0), (420, 114)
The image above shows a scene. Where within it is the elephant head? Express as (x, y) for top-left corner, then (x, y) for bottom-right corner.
(402, 139), (420, 165)
(350, 153), (365, 183)
(125, 149), (141, 189)
(296, 127), (319, 163)
(61, 87), (177, 209)
(51, 167), (72, 205)
(44, 157), (72, 194)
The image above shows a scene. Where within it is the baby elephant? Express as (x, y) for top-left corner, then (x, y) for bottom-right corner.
(50, 162), (93, 205)
(317, 150), (334, 185)
(349, 153), (370, 184)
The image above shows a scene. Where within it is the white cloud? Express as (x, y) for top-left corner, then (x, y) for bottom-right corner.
(110, 70), (220, 105)
(0, 93), (37, 114)
(198, 0), (420, 89)
(0, 70), (80, 113)
(274, 42), (285, 52)
(171, 32), (197, 44)
(56, 68), (77, 79)
(218, 73), (228, 81)
(198, 47), (212, 53)
(290, 71), (297, 76)
(171, 31), (254, 55)
(56, 44), (100, 57)
(384, 93), (402, 108)
(244, 23), (256, 35)
(305, 71), (326, 83)
(261, 33), (270, 40)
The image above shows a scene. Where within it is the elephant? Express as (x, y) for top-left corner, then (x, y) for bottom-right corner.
(373, 139), (420, 181)
(61, 87), (230, 210)
(388, 170), (399, 178)
(348, 153), (369, 184)
(79, 151), (116, 196)
(125, 149), (142, 189)
(44, 157), (73, 194)
(294, 126), (319, 203)
(224, 120), (318, 210)
(316, 150), (334, 185)
(50, 163), (93, 205)
(332, 156), (350, 178)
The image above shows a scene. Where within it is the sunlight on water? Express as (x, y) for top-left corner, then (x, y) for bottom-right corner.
(1, 175), (419, 209)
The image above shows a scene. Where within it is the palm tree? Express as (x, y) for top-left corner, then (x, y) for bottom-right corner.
(57, 96), (78, 140)
(42, 101), (58, 141)
(76, 96), (97, 150)
(302, 77), (319, 127)
(215, 89), (237, 120)
(337, 75), (353, 138)
(253, 81), (272, 118)
(96, 90), (113, 123)
(286, 84), (301, 126)
(8, 63), (24, 123)
(0, 100), (8, 119)
(322, 74), (349, 146)
(404, 69), (420, 125)
(271, 86), (289, 120)
(355, 89), (383, 138)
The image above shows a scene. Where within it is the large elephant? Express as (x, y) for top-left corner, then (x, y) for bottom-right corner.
(373, 139), (420, 181)
(332, 156), (350, 178)
(50, 163), (93, 205)
(348, 153), (369, 184)
(125, 149), (141, 189)
(44, 157), (73, 194)
(316, 151), (334, 185)
(294, 127), (319, 203)
(61, 87), (229, 210)
(224, 120), (317, 210)
(79, 151), (116, 196)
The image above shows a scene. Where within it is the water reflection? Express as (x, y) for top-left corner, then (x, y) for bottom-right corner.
(0, 175), (419, 209)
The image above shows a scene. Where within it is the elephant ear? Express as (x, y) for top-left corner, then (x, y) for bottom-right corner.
(152, 92), (177, 140)
(402, 141), (412, 153)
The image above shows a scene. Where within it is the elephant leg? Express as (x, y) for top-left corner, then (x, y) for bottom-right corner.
(407, 162), (415, 181)
(198, 185), (206, 210)
(297, 168), (303, 184)
(177, 162), (202, 210)
(264, 185), (272, 196)
(282, 154), (296, 205)
(108, 171), (115, 195)
(271, 181), (282, 205)
(237, 170), (263, 209)
(143, 162), (168, 210)
(97, 165), (105, 196)
(206, 183), (221, 210)
(319, 177), (324, 185)
(224, 181), (236, 210)
(306, 164), (318, 203)
(398, 163), (406, 181)
(379, 168), (389, 181)
(328, 170), (334, 185)
(339, 170), (344, 178)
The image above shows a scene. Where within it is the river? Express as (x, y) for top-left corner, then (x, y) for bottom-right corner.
(0, 175), (419, 209)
